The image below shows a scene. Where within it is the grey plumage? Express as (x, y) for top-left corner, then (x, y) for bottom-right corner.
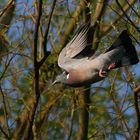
(53, 23), (139, 87)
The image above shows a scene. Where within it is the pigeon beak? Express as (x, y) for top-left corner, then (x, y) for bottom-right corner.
(43, 80), (58, 92)
(51, 80), (58, 86)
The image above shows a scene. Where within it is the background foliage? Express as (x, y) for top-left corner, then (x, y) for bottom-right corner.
(0, 0), (140, 139)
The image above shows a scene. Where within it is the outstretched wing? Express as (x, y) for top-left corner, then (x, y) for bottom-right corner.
(58, 23), (90, 71)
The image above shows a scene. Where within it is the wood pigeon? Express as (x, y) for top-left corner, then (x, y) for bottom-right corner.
(53, 23), (139, 87)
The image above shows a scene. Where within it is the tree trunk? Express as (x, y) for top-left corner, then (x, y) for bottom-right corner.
(77, 86), (90, 140)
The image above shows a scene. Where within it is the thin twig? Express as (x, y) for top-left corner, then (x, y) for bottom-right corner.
(126, 0), (140, 19)
(0, 125), (9, 139)
(34, 1), (42, 67)
(0, 86), (10, 138)
(115, 0), (140, 32)
(38, 0), (57, 68)
(0, 54), (16, 80)
(43, 0), (57, 51)
(108, 71), (131, 138)
(92, 0), (107, 51)
(88, 116), (120, 139)
(133, 85), (140, 140)
(0, 0), (15, 17)
(124, 69), (140, 139)
(99, 0), (136, 38)
(67, 106), (74, 140)
(22, 3), (36, 23)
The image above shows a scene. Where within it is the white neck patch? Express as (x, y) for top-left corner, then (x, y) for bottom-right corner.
(66, 74), (69, 79)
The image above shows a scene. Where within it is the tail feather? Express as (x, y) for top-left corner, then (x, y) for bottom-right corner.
(106, 30), (139, 68)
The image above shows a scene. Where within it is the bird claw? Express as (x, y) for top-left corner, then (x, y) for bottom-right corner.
(108, 62), (116, 70)
(99, 62), (116, 78)
(99, 69), (107, 77)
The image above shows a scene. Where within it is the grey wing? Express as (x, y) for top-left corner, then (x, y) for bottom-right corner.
(58, 23), (89, 71)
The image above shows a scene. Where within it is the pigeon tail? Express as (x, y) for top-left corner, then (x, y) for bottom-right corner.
(105, 30), (139, 68)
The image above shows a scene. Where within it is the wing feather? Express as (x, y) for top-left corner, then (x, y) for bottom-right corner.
(58, 23), (90, 71)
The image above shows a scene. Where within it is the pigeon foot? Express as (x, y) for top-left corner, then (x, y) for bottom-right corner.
(99, 69), (108, 77)
(108, 62), (116, 70)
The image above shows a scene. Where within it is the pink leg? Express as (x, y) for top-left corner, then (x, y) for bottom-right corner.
(108, 62), (116, 70)
(99, 69), (107, 77)
(99, 62), (116, 78)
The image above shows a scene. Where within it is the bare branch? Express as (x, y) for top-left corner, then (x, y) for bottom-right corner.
(126, 0), (140, 19)
(0, 125), (9, 139)
(100, 0), (136, 37)
(33, 1), (42, 67)
(67, 99), (75, 140)
(124, 69), (140, 139)
(76, 1), (91, 140)
(57, 0), (87, 51)
(38, 0), (57, 68)
(25, 0), (43, 139)
(0, 0), (16, 31)
(92, 0), (107, 50)
(0, 54), (16, 81)
(108, 72), (131, 138)
(77, 88), (90, 140)
(43, 0), (56, 54)
(133, 85), (140, 140)
(0, 86), (10, 135)
(116, 0), (140, 33)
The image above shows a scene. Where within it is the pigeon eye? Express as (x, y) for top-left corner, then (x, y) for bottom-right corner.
(66, 74), (69, 79)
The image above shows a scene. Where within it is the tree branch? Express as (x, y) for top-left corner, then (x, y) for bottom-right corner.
(99, 0), (136, 38)
(0, 125), (9, 139)
(0, 86), (10, 136)
(0, 0), (16, 31)
(126, 0), (140, 19)
(33, 1), (42, 67)
(57, 0), (87, 51)
(43, 0), (56, 54)
(77, 87), (90, 140)
(67, 97), (75, 140)
(76, 1), (91, 140)
(91, 0), (107, 51)
(116, 0), (140, 33)
(124, 69), (140, 139)
(133, 85), (140, 140)
(26, 0), (43, 139)
(38, 0), (57, 68)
